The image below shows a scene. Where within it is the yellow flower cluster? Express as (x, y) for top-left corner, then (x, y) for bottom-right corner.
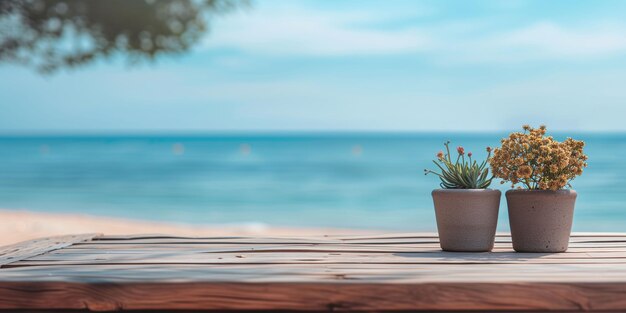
(489, 125), (588, 190)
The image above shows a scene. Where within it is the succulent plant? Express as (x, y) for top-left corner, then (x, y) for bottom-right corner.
(425, 141), (493, 189)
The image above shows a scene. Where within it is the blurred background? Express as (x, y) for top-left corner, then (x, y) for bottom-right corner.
(1, 0), (626, 243)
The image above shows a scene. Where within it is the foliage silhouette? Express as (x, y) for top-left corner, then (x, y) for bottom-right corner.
(0, 0), (246, 73)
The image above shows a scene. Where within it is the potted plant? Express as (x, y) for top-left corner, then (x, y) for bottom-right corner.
(425, 141), (500, 252)
(490, 125), (588, 252)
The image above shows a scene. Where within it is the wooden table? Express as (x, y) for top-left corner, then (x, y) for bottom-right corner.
(1, 233), (626, 312)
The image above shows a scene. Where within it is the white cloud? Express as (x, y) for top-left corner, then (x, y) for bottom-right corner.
(204, 3), (433, 56)
(205, 2), (626, 63)
(502, 22), (626, 57)
(451, 22), (626, 63)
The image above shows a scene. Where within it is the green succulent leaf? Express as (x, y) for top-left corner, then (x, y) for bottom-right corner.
(424, 141), (494, 189)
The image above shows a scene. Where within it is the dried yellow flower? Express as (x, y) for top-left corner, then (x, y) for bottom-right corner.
(489, 125), (588, 190)
(516, 165), (533, 178)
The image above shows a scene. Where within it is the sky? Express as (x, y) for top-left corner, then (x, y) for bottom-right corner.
(2, 0), (626, 133)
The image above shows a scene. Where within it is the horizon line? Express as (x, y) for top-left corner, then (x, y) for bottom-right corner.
(0, 129), (625, 137)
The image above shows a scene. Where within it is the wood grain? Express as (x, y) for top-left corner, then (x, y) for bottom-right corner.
(2, 233), (626, 311)
(2, 282), (626, 311)
(0, 233), (100, 268)
(1, 263), (625, 283)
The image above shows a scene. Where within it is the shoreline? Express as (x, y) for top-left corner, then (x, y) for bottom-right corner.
(0, 209), (378, 246)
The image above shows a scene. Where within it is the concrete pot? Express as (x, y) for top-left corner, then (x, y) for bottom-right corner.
(506, 189), (577, 253)
(432, 189), (501, 252)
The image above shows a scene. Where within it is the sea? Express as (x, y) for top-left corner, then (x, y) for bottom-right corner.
(0, 133), (624, 232)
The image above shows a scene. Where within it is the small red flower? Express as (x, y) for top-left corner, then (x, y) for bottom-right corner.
(457, 146), (465, 155)
(436, 151), (444, 160)
(468, 152), (473, 157)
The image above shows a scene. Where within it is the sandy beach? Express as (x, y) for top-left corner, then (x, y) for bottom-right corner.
(0, 209), (377, 246)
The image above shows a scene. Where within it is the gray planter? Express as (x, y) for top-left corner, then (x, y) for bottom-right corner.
(432, 189), (501, 252)
(506, 189), (577, 253)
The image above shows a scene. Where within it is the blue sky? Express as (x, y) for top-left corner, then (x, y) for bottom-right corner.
(2, 0), (626, 132)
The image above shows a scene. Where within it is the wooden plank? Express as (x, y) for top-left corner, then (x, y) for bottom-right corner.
(96, 234), (345, 241)
(2, 263), (626, 283)
(25, 249), (626, 261)
(49, 240), (626, 254)
(52, 245), (626, 255)
(1, 281), (626, 311)
(79, 237), (626, 246)
(0, 234), (99, 268)
(4, 233), (626, 311)
(14, 255), (626, 267)
(54, 245), (444, 254)
(95, 232), (626, 240)
(16, 233), (626, 267)
(60, 241), (626, 254)
(343, 237), (626, 245)
(287, 232), (626, 240)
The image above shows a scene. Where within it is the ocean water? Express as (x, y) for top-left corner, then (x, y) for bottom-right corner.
(0, 133), (624, 232)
